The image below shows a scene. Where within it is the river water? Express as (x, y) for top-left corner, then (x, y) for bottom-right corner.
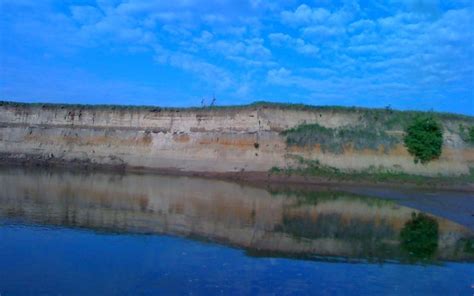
(0, 167), (473, 295)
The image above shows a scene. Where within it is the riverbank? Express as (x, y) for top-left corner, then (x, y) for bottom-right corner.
(1, 156), (473, 192)
(1, 101), (473, 186)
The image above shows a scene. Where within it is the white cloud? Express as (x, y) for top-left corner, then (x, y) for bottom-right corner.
(281, 4), (330, 25)
(70, 6), (103, 25)
(269, 33), (319, 55)
(165, 53), (234, 90)
(194, 30), (213, 44)
(65, 0), (274, 94)
(1, 0), (473, 113)
(303, 67), (337, 77)
(267, 67), (292, 85)
(303, 25), (345, 37)
(280, 2), (360, 41)
(268, 32), (291, 44)
(348, 19), (375, 32)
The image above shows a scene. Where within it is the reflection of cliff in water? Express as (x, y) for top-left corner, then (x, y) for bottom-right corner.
(0, 167), (472, 263)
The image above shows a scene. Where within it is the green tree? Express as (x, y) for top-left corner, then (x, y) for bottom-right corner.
(404, 116), (443, 164)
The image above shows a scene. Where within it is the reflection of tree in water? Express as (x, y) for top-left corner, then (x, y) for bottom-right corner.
(274, 211), (399, 261)
(273, 190), (397, 241)
(400, 212), (439, 261)
(277, 213), (395, 241)
(463, 239), (474, 254)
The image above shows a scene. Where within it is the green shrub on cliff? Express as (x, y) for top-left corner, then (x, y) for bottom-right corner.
(459, 124), (474, 144)
(281, 123), (398, 153)
(404, 116), (443, 164)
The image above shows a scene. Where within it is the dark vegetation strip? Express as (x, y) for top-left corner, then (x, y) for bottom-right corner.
(269, 157), (474, 185)
(281, 123), (399, 153)
(459, 124), (474, 143)
(1, 100), (473, 121)
(268, 187), (394, 207)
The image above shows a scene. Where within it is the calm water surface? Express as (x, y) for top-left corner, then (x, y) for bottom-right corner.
(0, 168), (473, 295)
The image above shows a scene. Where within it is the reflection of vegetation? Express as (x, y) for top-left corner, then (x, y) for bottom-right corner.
(271, 189), (400, 262)
(269, 187), (393, 207)
(281, 123), (398, 153)
(276, 213), (395, 242)
(268, 191), (473, 263)
(462, 238), (474, 254)
(272, 188), (396, 240)
(404, 116), (443, 164)
(400, 213), (439, 260)
(269, 156), (474, 185)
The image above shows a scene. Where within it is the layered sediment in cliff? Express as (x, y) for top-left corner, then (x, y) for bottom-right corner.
(0, 101), (473, 177)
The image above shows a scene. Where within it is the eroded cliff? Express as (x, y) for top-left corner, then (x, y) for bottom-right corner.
(0, 101), (473, 178)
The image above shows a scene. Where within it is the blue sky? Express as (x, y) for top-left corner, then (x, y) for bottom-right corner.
(0, 0), (473, 114)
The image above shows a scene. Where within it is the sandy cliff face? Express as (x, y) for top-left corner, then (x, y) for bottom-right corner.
(0, 103), (473, 176)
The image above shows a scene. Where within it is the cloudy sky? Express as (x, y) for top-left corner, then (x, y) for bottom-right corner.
(1, 0), (473, 114)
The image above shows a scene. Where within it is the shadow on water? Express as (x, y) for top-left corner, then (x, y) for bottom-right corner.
(0, 166), (473, 265)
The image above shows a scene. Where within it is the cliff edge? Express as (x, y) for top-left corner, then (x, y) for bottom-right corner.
(0, 101), (473, 184)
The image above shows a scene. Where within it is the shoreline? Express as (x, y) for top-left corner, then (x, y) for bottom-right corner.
(1, 156), (473, 193)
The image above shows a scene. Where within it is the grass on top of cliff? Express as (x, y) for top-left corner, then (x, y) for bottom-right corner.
(1, 100), (473, 121)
